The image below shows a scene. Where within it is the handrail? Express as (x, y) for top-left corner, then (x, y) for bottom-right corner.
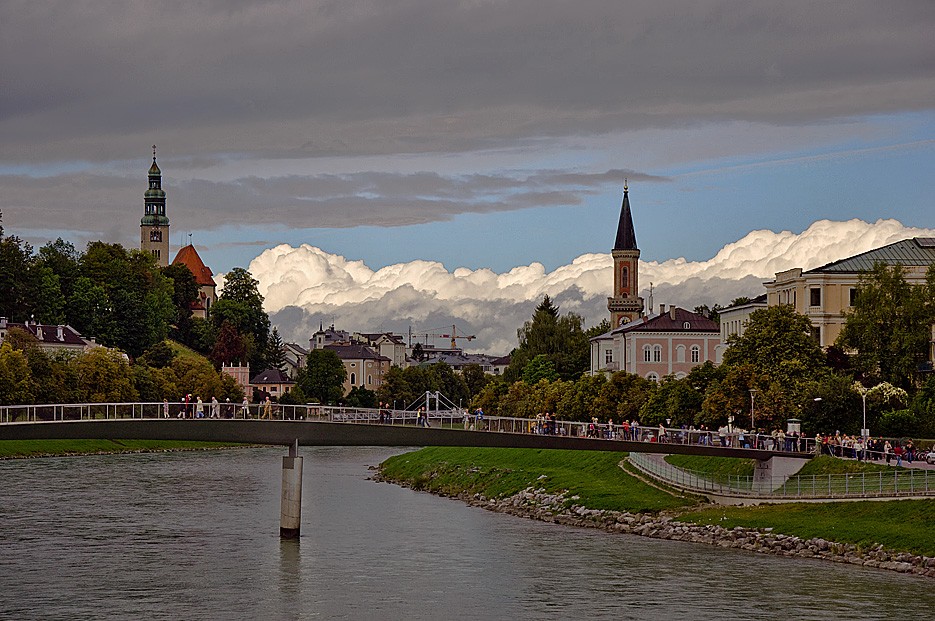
(628, 452), (934, 499)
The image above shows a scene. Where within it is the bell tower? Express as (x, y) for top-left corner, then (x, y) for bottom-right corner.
(607, 182), (644, 326)
(140, 145), (170, 266)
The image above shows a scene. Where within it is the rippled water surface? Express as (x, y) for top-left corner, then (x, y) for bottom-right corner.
(1, 447), (933, 620)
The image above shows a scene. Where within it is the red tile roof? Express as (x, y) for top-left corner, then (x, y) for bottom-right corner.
(172, 244), (216, 287)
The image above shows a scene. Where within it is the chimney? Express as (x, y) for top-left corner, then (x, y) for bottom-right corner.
(36, 326), (43, 340)
(0, 317), (6, 329)
(57, 325), (64, 341)
(669, 306), (677, 320)
(659, 304), (666, 315)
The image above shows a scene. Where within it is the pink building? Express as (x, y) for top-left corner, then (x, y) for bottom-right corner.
(591, 305), (720, 380)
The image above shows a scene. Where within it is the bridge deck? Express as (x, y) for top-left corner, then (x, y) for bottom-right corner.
(0, 419), (808, 461)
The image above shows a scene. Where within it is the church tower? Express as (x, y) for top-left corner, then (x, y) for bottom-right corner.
(607, 182), (644, 326)
(140, 145), (170, 267)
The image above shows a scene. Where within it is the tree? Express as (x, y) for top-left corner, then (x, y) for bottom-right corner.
(162, 263), (199, 345)
(267, 327), (286, 372)
(71, 347), (138, 403)
(138, 341), (177, 369)
(0, 342), (36, 405)
(723, 305), (828, 387)
(506, 295), (589, 382)
(298, 349), (346, 404)
(211, 320), (247, 367)
(461, 363), (490, 399)
(585, 318), (611, 339)
(522, 354), (558, 383)
(411, 342), (426, 362)
(344, 386), (377, 408)
(837, 263), (934, 389)
(0, 230), (34, 321)
(639, 377), (704, 427)
(76, 242), (174, 357)
(212, 267), (271, 370)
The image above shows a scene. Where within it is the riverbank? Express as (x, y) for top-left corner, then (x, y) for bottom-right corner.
(0, 439), (254, 459)
(378, 447), (935, 579)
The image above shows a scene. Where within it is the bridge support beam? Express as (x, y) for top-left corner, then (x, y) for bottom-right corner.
(753, 456), (807, 493)
(280, 440), (303, 539)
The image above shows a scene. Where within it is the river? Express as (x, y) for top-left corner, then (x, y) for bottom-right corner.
(1, 446), (932, 620)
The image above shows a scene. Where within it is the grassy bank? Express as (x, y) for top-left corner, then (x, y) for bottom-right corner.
(678, 501), (935, 557)
(0, 439), (251, 459)
(381, 447), (935, 557)
(380, 446), (696, 513)
(664, 454), (756, 478)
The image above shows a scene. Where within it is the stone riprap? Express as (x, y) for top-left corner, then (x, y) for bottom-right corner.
(378, 473), (935, 579)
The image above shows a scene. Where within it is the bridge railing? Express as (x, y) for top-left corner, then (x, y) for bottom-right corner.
(0, 402), (911, 464)
(628, 452), (935, 499)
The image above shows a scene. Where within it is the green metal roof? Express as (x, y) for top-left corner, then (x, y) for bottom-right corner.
(805, 238), (935, 274)
(141, 215), (170, 226)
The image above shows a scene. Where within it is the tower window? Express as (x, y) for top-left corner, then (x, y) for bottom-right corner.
(653, 345), (662, 362)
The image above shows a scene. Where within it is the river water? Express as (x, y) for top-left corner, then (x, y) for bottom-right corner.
(1, 446), (932, 620)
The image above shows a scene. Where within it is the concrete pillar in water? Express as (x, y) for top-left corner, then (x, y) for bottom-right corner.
(280, 439), (303, 539)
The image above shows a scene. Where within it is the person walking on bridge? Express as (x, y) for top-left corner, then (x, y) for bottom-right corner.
(262, 396), (272, 420)
(210, 396), (220, 419)
(241, 396), (249, 419)
(195, 397), (205, 419)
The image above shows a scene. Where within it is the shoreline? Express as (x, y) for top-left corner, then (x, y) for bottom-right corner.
(375, 468), (935, 580)
(0, 440), (258, 461)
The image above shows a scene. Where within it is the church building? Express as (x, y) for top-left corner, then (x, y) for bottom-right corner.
(590, 185), (721, 379)
(138, 147), (217, 318)
(607, 183), (644, 326)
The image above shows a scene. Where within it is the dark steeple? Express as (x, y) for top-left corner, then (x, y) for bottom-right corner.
(613, 181), (638, 251)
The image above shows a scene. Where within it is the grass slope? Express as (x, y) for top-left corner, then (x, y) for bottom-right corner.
(664, 454), (756, 479)
(380, 447), (695, 513)
(383, 447), (935, 557)
(0, 439), (248, 459)
(679, 500), (935, 557)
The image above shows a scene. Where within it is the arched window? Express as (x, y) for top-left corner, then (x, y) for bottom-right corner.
(367, 374), (372, 385)
(349, 372), (356, 386)
(653, 344), (662, 362)
(647, 372), (659, 383)
(621, 266), (629, 291)
(675, 345), (686, 363)
(642, 344), (651, 362)
(691, 345), (700, 363)
(683, 321), (691, 329)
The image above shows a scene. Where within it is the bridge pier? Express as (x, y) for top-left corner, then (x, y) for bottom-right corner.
(280, 440), (303, 539)
(753, 455), (807, 493)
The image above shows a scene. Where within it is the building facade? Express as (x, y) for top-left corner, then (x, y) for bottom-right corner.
(0, 318), (97, 353)
(718, 294), (767, 346)
(325, 343), (391, 394)
(140, 146), (170, 267)
(591, 306), (721, 380)
(764, 237), (935, 348)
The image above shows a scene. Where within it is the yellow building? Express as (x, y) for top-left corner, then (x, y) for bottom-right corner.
(764, 237), (935, 348)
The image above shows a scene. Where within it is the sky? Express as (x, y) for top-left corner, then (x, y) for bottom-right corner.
(2, 1), (934, 352)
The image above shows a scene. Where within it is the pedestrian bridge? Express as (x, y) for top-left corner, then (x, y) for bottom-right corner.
(0, 401), (806, 463)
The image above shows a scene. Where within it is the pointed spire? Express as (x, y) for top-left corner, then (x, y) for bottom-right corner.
(613, 183), (638, 251)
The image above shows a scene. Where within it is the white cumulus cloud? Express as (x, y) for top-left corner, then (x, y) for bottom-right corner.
(244, 219), (935, 354)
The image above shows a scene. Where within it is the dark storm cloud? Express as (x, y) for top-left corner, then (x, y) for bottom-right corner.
(0, 168), (668, 237)
(2, 1), (933, 163)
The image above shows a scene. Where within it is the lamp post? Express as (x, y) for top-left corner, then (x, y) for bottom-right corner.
(749, 389), (757, 430)
(861, 392), (868, 439)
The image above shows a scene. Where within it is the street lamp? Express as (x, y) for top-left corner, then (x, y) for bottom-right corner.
(749, 389), (757, 430)
(861, 392), (869, 439)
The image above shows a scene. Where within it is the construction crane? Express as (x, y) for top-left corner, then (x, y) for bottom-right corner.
(439, 324), (475, 349)
(408, 324), (476, 349)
